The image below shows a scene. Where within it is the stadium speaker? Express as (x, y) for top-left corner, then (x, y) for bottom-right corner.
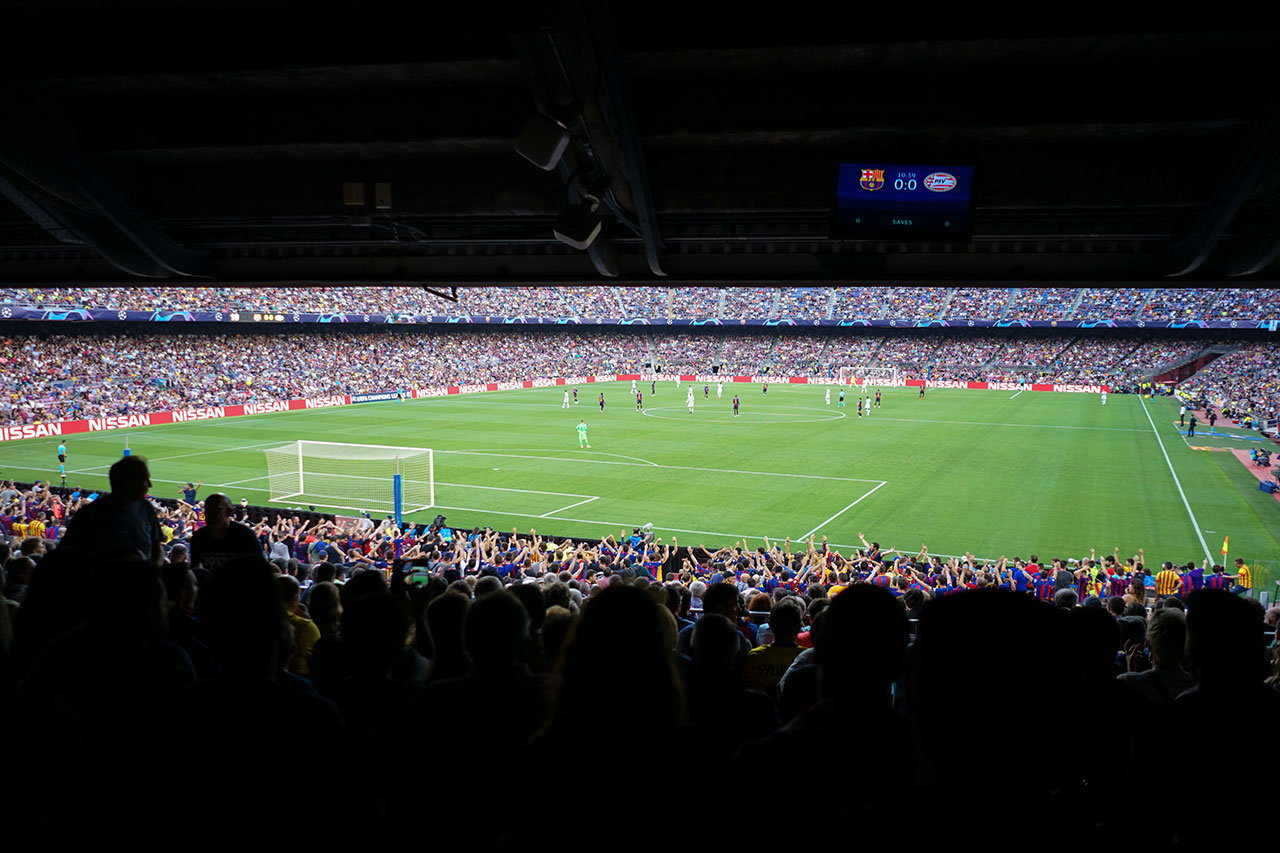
(515, 114), (571, 171)
(553, 201), (602, 250)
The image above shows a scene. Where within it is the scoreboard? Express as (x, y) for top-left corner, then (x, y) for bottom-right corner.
(832, 163), (974, 239)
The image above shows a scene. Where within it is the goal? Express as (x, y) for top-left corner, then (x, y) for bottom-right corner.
(839, 366), (898, 385)
(263, 441), (434, 517)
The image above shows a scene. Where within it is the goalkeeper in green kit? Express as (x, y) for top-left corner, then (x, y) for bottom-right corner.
(576, 419), (591, 448)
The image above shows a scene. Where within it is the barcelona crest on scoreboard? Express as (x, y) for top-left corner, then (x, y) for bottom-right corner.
(859, 168), (885, 191)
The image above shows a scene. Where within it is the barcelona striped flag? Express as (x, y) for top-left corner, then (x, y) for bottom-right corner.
(1221, 536), (1228, 557)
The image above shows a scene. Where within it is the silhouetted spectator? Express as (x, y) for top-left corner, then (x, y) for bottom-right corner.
(58, 456), (162, 564)
(684, 613), (778, 757)
(190, 493), (263, 569)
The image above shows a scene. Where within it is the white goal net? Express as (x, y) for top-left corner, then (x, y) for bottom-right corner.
(263, 441), (434, 515)
(839, 366), (898, 385)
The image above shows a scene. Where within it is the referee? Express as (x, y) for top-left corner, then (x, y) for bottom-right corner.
(57, 440), (67, 486)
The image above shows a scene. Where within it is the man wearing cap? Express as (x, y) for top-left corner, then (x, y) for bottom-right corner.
(181, 480), (202, 508)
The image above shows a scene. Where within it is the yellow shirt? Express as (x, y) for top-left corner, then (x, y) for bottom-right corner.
(1155, 570), (1181, 596)
(1237, 565), (1252, 589)
(742, 644), (803, 695)
(287, 612), (321, 675)
(27, 519), (46, 540)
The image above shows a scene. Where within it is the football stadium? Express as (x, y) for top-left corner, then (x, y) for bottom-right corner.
(0, 8), (1277, 850)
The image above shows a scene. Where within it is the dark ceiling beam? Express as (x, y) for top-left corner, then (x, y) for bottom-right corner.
(0, 96), (213, 278)
(1168, 96), (1280, 277)
(583, 0), (664, 276)
(0, 245), (1185, 284)
(1226, 217), (1280, 277)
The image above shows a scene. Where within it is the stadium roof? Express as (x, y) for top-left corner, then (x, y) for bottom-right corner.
(0, 2), (1277, 286)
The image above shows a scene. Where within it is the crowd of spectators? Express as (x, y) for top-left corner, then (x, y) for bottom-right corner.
(718, 335), (778, 375)
(871, 335), (940, 367)
(1037, 336), (1141, 385)
(1140, 288), (1221, 323)
(0, 331), (649, 425)
(3, 286), (1278, 323)
(557, 286), (623, 318)
(2, 458), (1274, 848)
(995, 335), (1073, 365)
(1006, 288), (1079, 320)
(1075, 287), (1148, 320)
(0, 286), (452, 315)
(721, 287), (776, 318)
(1114, 339), (1206, 375)
(1178, 343), (1280, 426)
(0, 326), (1264, 427)
(772, 287), (830, 319)
(667, 287), (721, 318)
(616, 286), (669, 319)
(1208, 288), (1280, 320)
(931, 335), (1006, 366)
(764, 337), (826, 375)
(822, 335), (883, 368)
(454, 287), (566, 317)
(885, 286), (950, 320)
(652, 334), (719, 374)
(946, 288), (1011, 319)
(829, 286), (892, 319)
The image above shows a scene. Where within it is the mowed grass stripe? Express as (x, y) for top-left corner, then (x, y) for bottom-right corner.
(0, 384), (1273, 583)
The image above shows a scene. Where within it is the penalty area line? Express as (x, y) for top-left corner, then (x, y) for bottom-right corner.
(538, 496), (600, 518)
(796, 481), (887, 540)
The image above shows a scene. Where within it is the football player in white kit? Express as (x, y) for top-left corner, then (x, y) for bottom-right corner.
(716, 381), (723, 398)
(562, 390), (571, 408)
(825, 387), (831, 405)
(686, 386), (695, 413)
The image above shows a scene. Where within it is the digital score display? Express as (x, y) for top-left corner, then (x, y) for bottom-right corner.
(832, 163), (974, 239)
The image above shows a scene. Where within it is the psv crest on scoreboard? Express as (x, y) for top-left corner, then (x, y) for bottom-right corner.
(859, 168), (885, 191)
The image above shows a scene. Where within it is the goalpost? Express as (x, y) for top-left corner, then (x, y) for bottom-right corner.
(264, 440), (434, 521)
(839, 366), (898, 385)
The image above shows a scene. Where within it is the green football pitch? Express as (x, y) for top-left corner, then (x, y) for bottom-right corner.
(2, 382), (1277, 584)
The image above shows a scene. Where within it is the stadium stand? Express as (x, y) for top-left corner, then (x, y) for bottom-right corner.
(668, 286), (722, 318)
(721, 287), (776, 318)
(773, 287), (831, 319)
(947, 288), (1012, 319)
(1074, 287), (1149, 320)
(1, 327), (1271, 427)
(1006, 287), (1080, 321)
(2, 285), (1279, 322)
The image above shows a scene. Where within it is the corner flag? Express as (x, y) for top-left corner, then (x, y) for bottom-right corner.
(1221, 536), (1228, 558)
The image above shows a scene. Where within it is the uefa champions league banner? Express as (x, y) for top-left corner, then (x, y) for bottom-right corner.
(0, 374), (1109, 444)
(0, 305), (1274, 330)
